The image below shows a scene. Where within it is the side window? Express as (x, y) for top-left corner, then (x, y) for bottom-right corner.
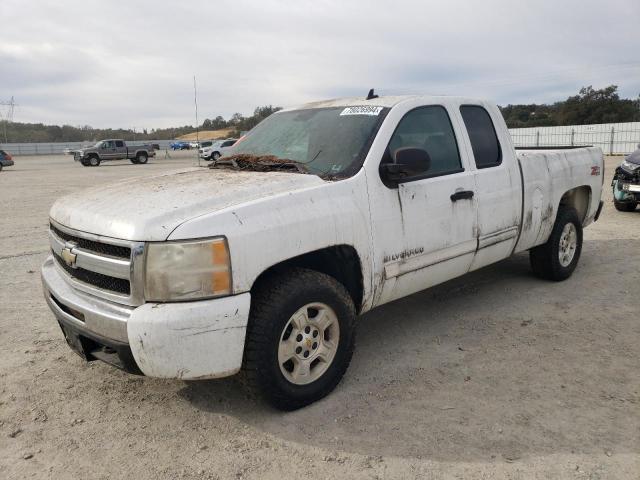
(102, 141), (113, 149)
(115, 140), (124, 148)
(386, 106), (462, 176)
(460, 105), (502, 168)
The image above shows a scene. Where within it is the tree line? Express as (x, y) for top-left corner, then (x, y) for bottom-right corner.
(1, 86), (638, 143)
(500, 85), (639, 128)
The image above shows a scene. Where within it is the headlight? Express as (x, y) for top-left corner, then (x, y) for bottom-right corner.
(145, 237), (231, 301)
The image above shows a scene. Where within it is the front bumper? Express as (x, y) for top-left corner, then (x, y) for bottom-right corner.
(42, 255), (251, 379)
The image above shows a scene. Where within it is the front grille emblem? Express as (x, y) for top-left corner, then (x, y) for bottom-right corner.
(61, 242), (78, 268)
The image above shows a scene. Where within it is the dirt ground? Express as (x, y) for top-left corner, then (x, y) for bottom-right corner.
(1, 153), (638, 479)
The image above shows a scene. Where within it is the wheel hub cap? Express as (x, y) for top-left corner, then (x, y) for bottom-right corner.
(558, 223), (577, 267)
(278, 302), (340, 385)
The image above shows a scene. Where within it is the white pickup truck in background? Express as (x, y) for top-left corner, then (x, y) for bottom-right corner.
(42, 95), (604, 410)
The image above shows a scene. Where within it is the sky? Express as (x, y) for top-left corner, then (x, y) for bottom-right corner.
(1, 0), (639, 130)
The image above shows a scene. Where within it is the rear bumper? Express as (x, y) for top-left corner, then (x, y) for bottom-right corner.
(42, 255), (251, 379)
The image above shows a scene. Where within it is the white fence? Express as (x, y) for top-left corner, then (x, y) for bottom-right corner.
(3, 121), (640, 156)
(509, 122), (640, 155)
(1, 140), (174, 156)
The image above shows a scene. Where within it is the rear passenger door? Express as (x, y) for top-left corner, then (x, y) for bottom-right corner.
(459, 104), (522, 271)
(114, 140), (127, 159)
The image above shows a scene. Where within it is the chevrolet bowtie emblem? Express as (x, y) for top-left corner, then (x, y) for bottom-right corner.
(61, 244), (77, 268)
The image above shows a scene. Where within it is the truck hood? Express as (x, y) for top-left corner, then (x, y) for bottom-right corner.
(50, 168), (325, 241)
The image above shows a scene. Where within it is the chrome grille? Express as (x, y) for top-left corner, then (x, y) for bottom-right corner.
(49, 220), (145, 306)
(53, 253), (131, 295)
(50, 224), (131, 259)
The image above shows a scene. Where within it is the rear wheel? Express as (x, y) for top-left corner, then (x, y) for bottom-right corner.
(614, 200), (637, 212)
(530, 206), (583, 281)
(136, 153), (148, 164)
(130, 158), (139, 164)
(243, 268), (356, 410)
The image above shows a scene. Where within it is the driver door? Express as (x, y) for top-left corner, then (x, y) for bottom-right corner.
(101, 140), (116, 160)
(378, 105), (478, 303)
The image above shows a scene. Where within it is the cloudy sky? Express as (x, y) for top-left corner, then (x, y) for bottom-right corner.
(1, 0), (639, 129)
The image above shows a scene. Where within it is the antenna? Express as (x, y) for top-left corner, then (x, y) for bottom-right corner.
(193, 75), (200, 167)
(366, 88), (379, 100)
(0, 96), (18, 144)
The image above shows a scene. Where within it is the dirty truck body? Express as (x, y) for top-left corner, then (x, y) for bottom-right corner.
(42, 95), (604, 409)
(73, 139), (155, 166)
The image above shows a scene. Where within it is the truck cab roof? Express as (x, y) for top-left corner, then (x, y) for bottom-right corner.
(288, 95), (490, 111)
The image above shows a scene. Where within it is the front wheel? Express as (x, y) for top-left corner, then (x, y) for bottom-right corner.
(614, 201), (637, 212)
(211, 152), (221, 161)
(88, 156), (100, 167)
(243, 268), (356, 410)
(530, 206), (583, 281)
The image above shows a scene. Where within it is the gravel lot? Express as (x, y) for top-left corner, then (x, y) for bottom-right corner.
(1, 153), (638, 479)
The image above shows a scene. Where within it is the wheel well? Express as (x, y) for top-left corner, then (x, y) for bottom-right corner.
(559, 186), (591, 224)
(251, 245), (364, 313)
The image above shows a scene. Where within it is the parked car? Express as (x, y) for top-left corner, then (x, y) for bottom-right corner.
(170, 141), (190, 150)
(612, 143), (640, 212)
(71, 139), (156, 166)
(42, 95), (604, 410)
(189, 141), (200, 149)
(0, 149), (14, 171)
(199, 138), (238, 161)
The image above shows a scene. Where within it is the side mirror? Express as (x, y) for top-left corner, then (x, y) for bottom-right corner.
(382, 147), (431, 182)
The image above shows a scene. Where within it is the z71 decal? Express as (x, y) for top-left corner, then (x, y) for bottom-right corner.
(591, 166), (601, 176)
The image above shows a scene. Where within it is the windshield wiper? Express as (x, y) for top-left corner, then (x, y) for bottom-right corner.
(208, 154), (310, 174)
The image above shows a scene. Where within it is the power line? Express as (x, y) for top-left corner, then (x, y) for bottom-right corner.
(0, 96), (18, 144)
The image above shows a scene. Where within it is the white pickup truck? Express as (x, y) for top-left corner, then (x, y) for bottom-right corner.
(42, 95), (604, 410)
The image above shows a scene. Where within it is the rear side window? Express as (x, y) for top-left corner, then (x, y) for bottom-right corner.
(115, 140), (124, 147)
(460, 105), (502, 168)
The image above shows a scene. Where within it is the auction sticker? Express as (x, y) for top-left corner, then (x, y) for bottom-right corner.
(340, 106), (384, 116)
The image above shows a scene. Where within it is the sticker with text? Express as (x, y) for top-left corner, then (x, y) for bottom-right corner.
(340, 106), (384, 116)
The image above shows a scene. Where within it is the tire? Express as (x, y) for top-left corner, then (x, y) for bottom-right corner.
(243, 268), (356, 411)
(88, 155), (100, 167)
(529, 206), (583, 281)
(0, 163), (3, 172)
(614, 201), (637, 212)
(136, 153), (148, 164)
(211, 151), (221, 161)
(130, 158), (139, 164)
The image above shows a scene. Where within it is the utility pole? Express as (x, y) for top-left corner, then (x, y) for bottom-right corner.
(0, 96), (17, 144)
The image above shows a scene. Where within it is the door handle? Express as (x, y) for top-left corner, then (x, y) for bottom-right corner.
(450, 190), (474, 202)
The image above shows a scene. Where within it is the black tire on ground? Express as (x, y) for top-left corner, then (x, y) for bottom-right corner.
(530, 206), (583, 281)
(0, 163), (3, 172)
(613, 201), (637, 212)
(88, 155), (100, 167)
(80, 159), (90, 167)
(136, 153), (148, 164)
(243, 268), (356, 411)
(130, 158), (139, 164)
(211, 152), (221, 161)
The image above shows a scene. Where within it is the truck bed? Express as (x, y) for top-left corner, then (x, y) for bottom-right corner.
(514, 146), (603, 253)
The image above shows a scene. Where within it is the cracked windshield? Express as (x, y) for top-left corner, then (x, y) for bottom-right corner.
(225, 106), (388, 178)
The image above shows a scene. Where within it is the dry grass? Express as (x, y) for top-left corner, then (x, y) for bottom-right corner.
(176, 128), (235, 141)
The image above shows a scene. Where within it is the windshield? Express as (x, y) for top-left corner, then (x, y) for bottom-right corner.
(226, 106), (388, 178)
